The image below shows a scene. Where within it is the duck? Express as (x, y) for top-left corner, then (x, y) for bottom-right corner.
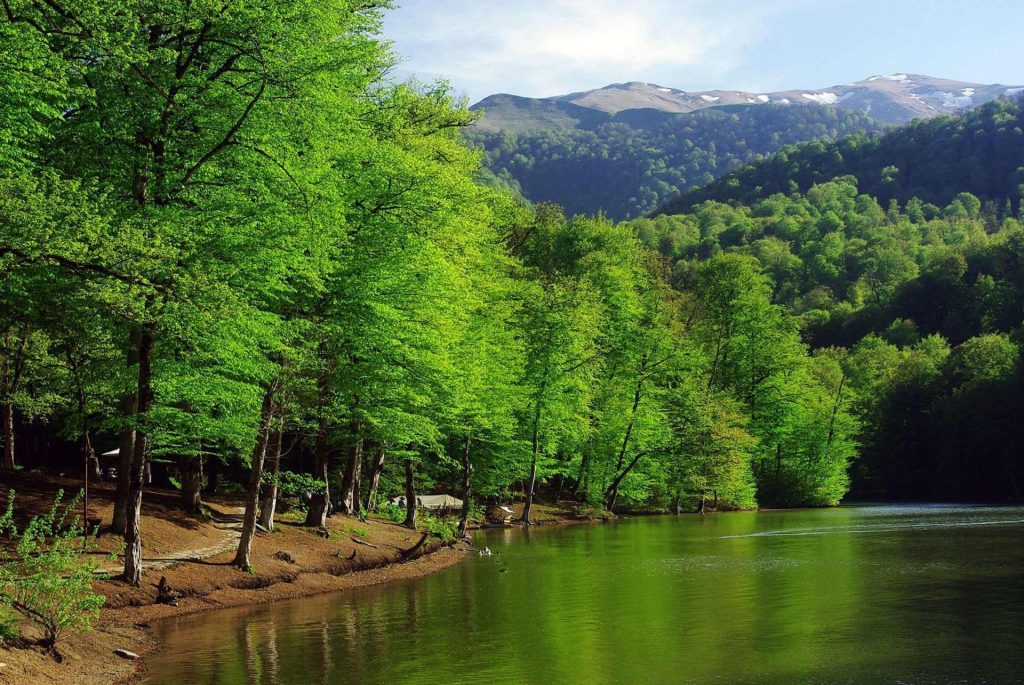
(477, 546), (492, 557)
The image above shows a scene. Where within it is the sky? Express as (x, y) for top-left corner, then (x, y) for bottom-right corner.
(382, 0), (1024, 104)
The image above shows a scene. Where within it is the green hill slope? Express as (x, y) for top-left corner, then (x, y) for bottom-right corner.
(659, 97), (1024, 216)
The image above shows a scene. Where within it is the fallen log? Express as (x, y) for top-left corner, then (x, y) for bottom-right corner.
(398, 532), (429, 560)
(351, 537), (378, 548)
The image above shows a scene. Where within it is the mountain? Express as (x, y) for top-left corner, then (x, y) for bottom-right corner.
(466, 74), (1021, 220)
(657, 96), (1024, 217)
(472, 74), (1023, 132)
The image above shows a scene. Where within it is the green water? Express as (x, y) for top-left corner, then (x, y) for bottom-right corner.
(143, 506), (1024, 684)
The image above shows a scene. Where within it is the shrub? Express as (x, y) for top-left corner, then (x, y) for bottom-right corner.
(0, 489), (114, 654)
(379, 503), (406, 524)
(0, 603), (19, 645)
(271, 471), (327, 497)
(419, 512), (457, 542)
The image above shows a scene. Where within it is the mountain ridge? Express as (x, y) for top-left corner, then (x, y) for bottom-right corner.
(472, 74), (1023, 132)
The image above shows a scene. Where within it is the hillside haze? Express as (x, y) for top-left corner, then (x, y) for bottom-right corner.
(473, 74), (1023, 131)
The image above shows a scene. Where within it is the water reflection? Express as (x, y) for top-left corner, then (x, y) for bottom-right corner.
(145, 505), (1024, 685)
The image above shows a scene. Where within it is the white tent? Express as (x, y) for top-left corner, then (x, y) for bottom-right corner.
(101, 448), (120, 457)
(388, 494), (463, 512)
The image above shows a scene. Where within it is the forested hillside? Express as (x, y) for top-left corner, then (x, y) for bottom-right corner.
(636, 177), (1024, 500)
(660, 97), (1024, 215)
(467, 105), (884, 219)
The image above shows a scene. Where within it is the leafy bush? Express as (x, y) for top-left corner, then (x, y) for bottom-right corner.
(379, 503), (406, 524)
(271, 470), (327, 497)
(0, 490), (114, 653)
(419, 512), (458, 542)
(0, 603), (19, 645)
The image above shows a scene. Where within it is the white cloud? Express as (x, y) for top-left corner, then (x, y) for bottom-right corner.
(383, 1), (798, 102)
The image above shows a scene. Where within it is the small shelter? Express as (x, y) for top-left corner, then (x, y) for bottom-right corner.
(389, 494), (463, 515)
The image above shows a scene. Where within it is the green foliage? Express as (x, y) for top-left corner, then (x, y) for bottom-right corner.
(0, 490), (112, 650)
(270, 471), (327, 498)
(0, 0), (907, 531)
(642, 167), (1024, 500)
(379, 503), (406, 524)
(0, 602), (19, 645)
(0, 491), (13, 537)
(662, 97), (1024, 215)
(418, 512), (458, 542)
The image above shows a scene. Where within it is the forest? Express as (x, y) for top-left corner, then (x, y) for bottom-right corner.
(637, 185), (1024, 501)
(639, 96), (1024, 500)
(0, 0), (1020, 588)
(467, 104), (884, 219)
(660, 97), (1024, 215)
(0, 0), (860, 602)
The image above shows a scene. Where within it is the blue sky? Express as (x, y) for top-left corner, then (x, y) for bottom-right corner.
(382, 0), (1024, 104)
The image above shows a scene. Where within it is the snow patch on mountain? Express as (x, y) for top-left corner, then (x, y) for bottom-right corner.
(921, 90), (973, 108)
(1006, 87), (1024, 96)
(802, 92), (839, 105)
(700, 94), (720, 102)
(756, 95), (769, 103)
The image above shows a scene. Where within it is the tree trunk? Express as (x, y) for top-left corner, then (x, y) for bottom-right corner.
(112, 331), (140, 534)
(521, 396), (543, 526)
(458, 435), (472, 538)
(604, 450), (645, 512)
(204, 454), (219, 495)
(1, 402), (13, 471)
(698, 489), (707, 514)
(672, 495), (681, 515)
(258, 428), (283, 531)
(604, 372), (645, 512)
(234, 384), (276, 571)
(403, 458), (416, 529)
(364, 447), (386, 513)
(522, 451), (538, 526)
(304, 420), (330, 528)
(1, 328), (27, 471)
(575, 451), (592, 502)
(123, 326), (154, 586)
(180, 455), (203, 516)
(338, 425), (362, 516)
(554, 476), (566, 505)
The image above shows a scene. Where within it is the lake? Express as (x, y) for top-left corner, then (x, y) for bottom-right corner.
(142, 505), (1024, 684)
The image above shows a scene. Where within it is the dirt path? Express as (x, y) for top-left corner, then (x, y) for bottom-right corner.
(96, 506), (245, 574)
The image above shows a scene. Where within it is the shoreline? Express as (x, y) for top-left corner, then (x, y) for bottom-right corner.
(119, 504), (607, 683)
(0, 492), (595, 685)
(114, 542), (470, 684)
(5, 495), (860, 683)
